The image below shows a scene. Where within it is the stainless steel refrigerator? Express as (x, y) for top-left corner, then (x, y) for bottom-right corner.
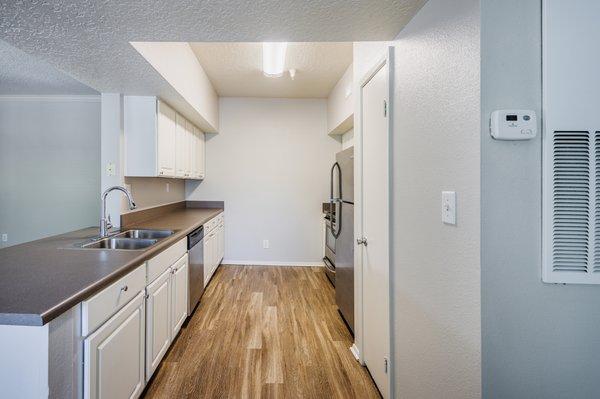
(328, 146), (354, 333)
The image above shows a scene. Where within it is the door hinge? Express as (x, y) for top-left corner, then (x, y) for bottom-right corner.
(383, 100), (387, 117)
(384, 357), (389, 374)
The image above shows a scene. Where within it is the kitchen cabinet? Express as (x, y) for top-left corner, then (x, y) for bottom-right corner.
(145, 250), (189, 381)
(196, 126), (206, 179)
(203, 232), (213, 287)
(203, 213), (224, 287)
(124, 95), (204, 180)
(157, 100), (176, 176)
(176, 113), (188, 178)
(84, 292), (145, 399)
(327, 64), (354, 136)
(171, 255), (188, 337)
(145, 268), (171, 379)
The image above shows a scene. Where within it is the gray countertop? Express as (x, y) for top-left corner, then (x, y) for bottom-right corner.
(0, 206), (223, 326)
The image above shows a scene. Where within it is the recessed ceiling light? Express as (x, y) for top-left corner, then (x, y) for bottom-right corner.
(262, 42), (287, 78)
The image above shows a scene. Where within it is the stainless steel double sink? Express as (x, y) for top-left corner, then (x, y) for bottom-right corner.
(80, 229), (175, 250)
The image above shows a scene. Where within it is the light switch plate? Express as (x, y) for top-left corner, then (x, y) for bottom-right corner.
(442, 191), (456, 225)
(106, 162), (116, 176)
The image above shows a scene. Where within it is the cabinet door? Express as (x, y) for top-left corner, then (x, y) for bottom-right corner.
(197, 128), (205, 179)
(203, 234), (212, 287)
(145, 268), (171, 381)
(219, 224), (224, 261)
(183, 120), (193, 179)
(171, 254), (189, 337)
(157, 101), (176, 177)
(210, 232), (218, 275)
(84, 292), (145, 399)
(189, 125), (198, 179)
(175, 113), (187, 178)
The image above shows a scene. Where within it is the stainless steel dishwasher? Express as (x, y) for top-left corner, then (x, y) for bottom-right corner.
(187, 225), (204, 315)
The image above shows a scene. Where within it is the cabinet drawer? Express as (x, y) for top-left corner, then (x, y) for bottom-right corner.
(82, 264), (146, 337)
(204, 213), (223, 232)
(203, 218), (215, 232)
(147, 237), (187, 283)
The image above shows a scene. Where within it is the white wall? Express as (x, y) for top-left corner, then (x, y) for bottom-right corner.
(130, 42), (219, 133)
(354, 0), (481, 397)
(186, 97), (339, 265)
(0, 96), (100, 247)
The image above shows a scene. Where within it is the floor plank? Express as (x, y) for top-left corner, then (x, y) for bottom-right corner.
(142, 265), (381, 399)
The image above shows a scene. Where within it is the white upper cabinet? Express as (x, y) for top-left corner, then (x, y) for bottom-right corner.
(196, 127), (205, 179)
(327, 64), (354, 136)
(185, 119), (195, 178)
(175, 113), (187, 178)
(125, 96), (205, 180)
(157, 101), (176, 176)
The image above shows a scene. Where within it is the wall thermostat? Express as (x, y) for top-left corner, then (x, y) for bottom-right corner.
(490, 110), (537, 140)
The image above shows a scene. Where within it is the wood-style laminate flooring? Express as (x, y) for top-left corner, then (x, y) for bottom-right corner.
(143, 265), (381, 399)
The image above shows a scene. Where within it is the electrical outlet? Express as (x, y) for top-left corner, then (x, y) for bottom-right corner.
(1, 233), (8, 242)
(262, 239), (269, 249)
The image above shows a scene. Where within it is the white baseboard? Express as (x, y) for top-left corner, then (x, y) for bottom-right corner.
(350, 344), (360, 361)
(222, 259), (324, 267)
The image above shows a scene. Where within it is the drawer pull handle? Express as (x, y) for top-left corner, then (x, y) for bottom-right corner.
(120, 285), (128, 292)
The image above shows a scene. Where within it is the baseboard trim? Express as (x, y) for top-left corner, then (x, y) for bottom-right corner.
(350, 344), (360, 361)
(222, 260), (324, 267)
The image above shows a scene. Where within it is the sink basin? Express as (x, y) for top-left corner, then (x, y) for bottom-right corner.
(81, 237), (158, 250)
(116, 229), (174, 240)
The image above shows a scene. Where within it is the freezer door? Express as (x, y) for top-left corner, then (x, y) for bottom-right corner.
(336, 147), (354, 203)
(335, 202), (354, 333)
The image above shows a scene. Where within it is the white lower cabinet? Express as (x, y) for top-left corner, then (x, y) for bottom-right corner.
(145, 252), (189, 381)
(145, 268), (172, 380)
(171, 255), (189, 337)
(84, 291), (145, 399)
(203, 213), (225, 287)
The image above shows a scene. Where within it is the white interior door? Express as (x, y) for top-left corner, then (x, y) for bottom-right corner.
(361, 60), (391, 398)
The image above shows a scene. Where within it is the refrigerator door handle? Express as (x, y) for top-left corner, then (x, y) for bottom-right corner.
(330, 162), (343, 239)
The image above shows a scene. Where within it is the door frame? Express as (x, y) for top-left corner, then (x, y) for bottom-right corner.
(354, 46), (394, 398)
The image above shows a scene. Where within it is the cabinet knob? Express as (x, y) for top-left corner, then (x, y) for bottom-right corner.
(120, 285), (128, 292)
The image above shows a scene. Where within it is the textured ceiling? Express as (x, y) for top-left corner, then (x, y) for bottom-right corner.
(190, 42), (352, 98)
(0, 40), (96, 95)
(0, 0), (426, 103)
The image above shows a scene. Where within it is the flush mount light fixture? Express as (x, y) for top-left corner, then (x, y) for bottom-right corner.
(262, 42), (287, 78)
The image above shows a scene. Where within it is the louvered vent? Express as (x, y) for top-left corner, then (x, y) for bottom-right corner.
(542, 0), (600, 284)
(595, 132), (600, 273)
(552, 131), (590, 273)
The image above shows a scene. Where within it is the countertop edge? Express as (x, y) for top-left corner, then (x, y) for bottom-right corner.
(16, 207), (223, 326)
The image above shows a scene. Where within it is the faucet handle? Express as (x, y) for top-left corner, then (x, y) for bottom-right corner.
(106, 214), (113, 230)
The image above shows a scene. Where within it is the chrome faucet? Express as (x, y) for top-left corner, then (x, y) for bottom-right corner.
(99, 186), (137, 238)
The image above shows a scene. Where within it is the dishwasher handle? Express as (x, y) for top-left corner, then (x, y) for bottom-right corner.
(188, 226), (204, 249)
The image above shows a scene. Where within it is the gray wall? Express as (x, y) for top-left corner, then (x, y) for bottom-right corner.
(186, 97), (339, 264)
(0, 97), (100, 247)
(481, 0), (600, 397)
(390, 0), (482, 397)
